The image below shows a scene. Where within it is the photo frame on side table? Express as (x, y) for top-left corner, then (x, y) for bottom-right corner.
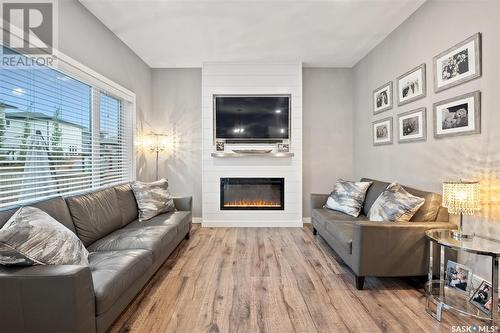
(433, 33), (482, 93)
(373, 81), (393, 114)
(373, 117), (393, 146)
(469, 280), (499, 315)
(433, 91), (481, 139)
(445, 260), (472, 294)
(397, 63), (426, 106)
(398, 108), (426, 143)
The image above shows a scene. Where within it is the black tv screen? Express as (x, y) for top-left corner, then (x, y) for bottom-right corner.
(215, 95), (290, 140)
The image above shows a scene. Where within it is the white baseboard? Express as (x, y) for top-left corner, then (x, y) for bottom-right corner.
(201, 220), (303, 228)
(192, 217), (202, 224)
(302, 217), (311, 224)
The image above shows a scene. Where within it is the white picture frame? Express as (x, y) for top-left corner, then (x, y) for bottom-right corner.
(433, 91), (481, 139)
(373, 117), (393, 146)
(445, 260), (472, 294)
(398, 107), (426, 143)
(433, 33), (482, 93)
(397, 63), (426, 106)
(373, 81), (393, 114)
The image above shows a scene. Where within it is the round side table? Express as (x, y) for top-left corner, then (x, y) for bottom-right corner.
(425, 229), (500, 325)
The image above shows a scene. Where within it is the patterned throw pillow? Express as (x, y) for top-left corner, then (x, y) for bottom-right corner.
(368, 182), (425, 222)
(0, 206), (89, 266)
(324, 179), (373, 217)
(131, 179), (176, 222)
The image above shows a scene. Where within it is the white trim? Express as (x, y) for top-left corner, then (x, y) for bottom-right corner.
(192, 217), (203, 224)
(302, 217), (311, 224)
(201, 220), (303, 228)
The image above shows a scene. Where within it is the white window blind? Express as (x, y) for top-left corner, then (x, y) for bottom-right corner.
(0, 48), (134, 208)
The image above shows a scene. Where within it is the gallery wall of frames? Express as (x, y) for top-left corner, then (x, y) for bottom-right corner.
(371, 33), (482, 146)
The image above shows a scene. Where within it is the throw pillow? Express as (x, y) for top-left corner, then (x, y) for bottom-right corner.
(131, 179), (176, 222)
(0, 206), (89, 266)
(324, 179), (373, 217)
(368, 182), (425, 222)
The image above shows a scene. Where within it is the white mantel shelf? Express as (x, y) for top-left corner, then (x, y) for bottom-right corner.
(211, 152), (295, 158)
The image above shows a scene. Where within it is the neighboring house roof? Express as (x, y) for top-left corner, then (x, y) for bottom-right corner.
(0, 102), (18, 110)
(5, 111), (85, 128)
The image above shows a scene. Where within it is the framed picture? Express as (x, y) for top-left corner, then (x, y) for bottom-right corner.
(372, 117), (393, 146)
(444, 260), (472, 293)
(433, 91), (481, 139)
(277, 143), (289, 152)
(397, 63), (426, 106)
(433, 33), (482, 93)
(215, 140), (225, 151)
(373, 81), (393, 114)
(398, 107), (426, 143)
(469, 280), (498, 315)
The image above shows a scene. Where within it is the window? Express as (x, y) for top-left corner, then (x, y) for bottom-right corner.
(0, 47), (134, 208)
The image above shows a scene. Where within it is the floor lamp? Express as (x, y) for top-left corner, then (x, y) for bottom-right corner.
(147, 133), (168, 181)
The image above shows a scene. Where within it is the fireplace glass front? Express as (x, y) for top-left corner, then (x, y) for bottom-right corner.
(220, 178), (284, 210)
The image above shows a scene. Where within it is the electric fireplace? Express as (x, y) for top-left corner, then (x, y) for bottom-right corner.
(220, 178), (284, 210)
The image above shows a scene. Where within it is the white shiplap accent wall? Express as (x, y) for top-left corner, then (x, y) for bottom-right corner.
(201, 63), (303, 227)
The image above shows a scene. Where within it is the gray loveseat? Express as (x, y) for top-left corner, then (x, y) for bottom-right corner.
(311, 178), (456, 290)
(0, 184), (192, 333)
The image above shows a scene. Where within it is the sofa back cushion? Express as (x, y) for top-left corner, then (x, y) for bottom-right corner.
(0, 196), (76, 234)
(361, 178), (442, 222)
(113, 184), (138, 226)
(66, 187), (122, 246)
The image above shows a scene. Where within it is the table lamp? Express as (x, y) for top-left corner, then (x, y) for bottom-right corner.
(442, 180), (480, 240)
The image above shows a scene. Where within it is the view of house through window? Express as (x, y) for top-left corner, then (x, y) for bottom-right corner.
(0, 48), (133, 208)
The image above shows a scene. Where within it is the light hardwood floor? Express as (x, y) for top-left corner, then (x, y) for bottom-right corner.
(110, 225), (476, 333)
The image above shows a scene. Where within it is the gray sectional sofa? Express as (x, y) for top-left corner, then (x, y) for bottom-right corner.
(311, 178), (456, 290)
(0, 184), (192, 333)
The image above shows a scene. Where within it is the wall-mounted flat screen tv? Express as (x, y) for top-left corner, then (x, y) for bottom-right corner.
(214, 95), (290, 140)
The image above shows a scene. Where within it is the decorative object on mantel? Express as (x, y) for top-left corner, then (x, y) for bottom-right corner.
(398, 107), (427, 143)
(442, 180), (480, 240)
(373, 81), (393, 114)
(397, 63), (426, 106)
(433, 91), (481, 139)
(372, 117), (393, 146)
(277, 143), (289, 152)
(433, 33), (482, 93)
(145, 132), (169, 180)
(215, 140), (225, 151)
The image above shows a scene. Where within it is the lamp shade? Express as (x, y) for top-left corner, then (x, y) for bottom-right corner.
(442, 181), (480, 215)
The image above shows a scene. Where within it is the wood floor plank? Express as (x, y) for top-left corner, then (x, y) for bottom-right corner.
(110, 225), (482, 333)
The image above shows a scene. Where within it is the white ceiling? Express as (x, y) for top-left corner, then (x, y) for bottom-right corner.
(79, 0), (426, 68)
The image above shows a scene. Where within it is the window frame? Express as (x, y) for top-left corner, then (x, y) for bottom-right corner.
(0, 36), (136, 207)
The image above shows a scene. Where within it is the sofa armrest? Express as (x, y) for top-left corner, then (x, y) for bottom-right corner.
(310, 193), (329, 211)
(0, 265), (96, 333)
(173, 196), (192, 212)
(351, 221), (456, 277)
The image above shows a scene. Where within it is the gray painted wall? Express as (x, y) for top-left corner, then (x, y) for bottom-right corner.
(149, 69), (202, 217)
(352, 0), (500, 278)
(303, 68), (353, 218)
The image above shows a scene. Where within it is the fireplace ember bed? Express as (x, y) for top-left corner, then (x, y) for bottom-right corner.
(220, 178), (285, 210)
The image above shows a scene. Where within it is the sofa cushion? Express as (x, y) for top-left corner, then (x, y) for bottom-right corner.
(368, 182), (425, 222)
(87, 224), (177, 262)
(66, 188), (123, 247)
(324, 179), (372, 217)
(323, 221), (354, 254)
(0, 207), (88, 266)
(114, 184), (139, 226)
(131, 179), (176, 222)
(0, 196), (76, 234)
(361, 178), (442, 222)
(361, 178), (390, 216)
(126, 211), (191, 235)
(89, 249), (152, 315)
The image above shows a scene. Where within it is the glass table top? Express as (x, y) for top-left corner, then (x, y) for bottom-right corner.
(426, 229), (500, 257)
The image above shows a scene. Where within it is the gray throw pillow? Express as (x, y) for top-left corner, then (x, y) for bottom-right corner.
(324, 179), (373, 217)
(0, 206), (89, 266)
(131, 179), (176, 222)
(368, 182), (425, 222)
